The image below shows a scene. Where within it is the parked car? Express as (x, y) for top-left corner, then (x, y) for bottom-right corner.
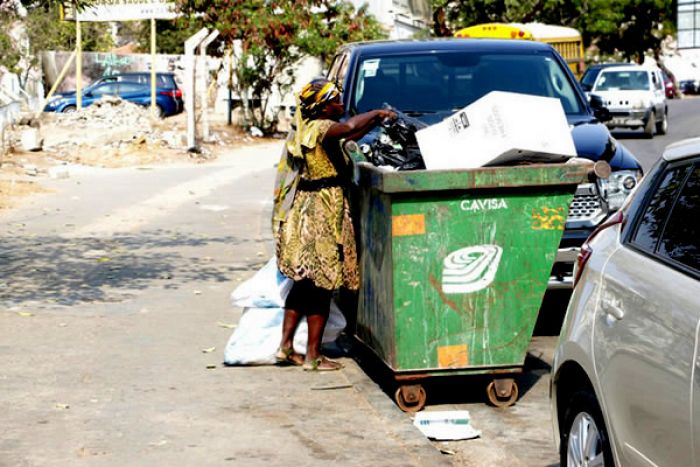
(44, 80), (182, 117)
(551, 138), (700, 466)
(93, 72), (183, 112)
(327, 39), (643, 288)
(579, 63), (630, 92)
(680, 77), (700, 95)
(661, 70), (678, 99)
(590, 65), (668, 138)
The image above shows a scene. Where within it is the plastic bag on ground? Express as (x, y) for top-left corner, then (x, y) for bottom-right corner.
(223, 301), (347, 366)
(230, 257), (292, 308)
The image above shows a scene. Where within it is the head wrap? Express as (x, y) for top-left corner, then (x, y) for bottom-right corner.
(287, 78), (340, 159)
(298, 78), (341, 120)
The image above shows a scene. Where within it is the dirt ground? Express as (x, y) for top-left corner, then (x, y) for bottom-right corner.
(0, 99), (275, 209)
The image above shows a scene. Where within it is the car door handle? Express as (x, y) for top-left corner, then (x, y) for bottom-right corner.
(602, 301), (625, 320)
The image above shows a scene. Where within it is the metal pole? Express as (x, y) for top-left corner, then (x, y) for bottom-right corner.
(199, 30), (219, 142)
(150, 18), (157, 114)
(76, 19), (82, 110)
(35, 49), (77, 119)
(184, 28), (209, 151)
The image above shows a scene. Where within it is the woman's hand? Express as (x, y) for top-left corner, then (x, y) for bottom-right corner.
(377, 109), (397, 121)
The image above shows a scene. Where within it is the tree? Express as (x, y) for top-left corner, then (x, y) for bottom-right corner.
(175, 0), (387, 133)
(1, 2), (112, 88)
(433, 0), (676, 63)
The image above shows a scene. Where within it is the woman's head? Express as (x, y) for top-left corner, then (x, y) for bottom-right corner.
(298, 78), (343, 120)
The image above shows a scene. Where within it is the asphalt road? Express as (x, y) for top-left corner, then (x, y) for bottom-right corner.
(611, 96), (700, 171)
(2, 98), (699, 467)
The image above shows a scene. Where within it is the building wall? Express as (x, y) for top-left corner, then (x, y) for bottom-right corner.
(347, 0), (431, 39)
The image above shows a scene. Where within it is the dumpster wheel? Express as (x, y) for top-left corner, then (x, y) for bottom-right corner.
(394, 384), (427, 412)
(486, 379), (519, 408)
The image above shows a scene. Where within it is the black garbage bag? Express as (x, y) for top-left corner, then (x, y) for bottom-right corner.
(363, 106), (427, 171)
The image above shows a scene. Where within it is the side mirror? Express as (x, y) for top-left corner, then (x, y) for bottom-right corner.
(589, 94), (611, 122)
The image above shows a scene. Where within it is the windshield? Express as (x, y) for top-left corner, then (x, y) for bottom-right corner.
(351, 52), (584, 116)
(594, 70), (649, 91)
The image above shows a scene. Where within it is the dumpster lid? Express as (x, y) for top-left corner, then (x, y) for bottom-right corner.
(356, 161), (594, 194)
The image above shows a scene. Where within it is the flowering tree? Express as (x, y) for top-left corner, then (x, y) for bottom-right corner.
(175, 0), (386, 133)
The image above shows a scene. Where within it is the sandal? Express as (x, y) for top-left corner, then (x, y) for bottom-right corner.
(303, 356), (344, 371)
(275, 347), (304, 366)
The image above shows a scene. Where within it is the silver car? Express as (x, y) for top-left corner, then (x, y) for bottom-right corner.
(551, 138), (700, 466)
(591, 66), (668, 138)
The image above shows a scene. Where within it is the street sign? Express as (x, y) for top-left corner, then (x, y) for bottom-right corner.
(62, 0), (178, 22)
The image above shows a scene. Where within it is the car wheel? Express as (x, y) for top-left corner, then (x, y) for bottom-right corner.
(656, 111), (668, 135)
(62, 105), (77, 113)
(560, 390), (614, 467)
(643, 111), (655, 138)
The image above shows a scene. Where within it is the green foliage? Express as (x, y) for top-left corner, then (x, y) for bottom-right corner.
(175, 0), (386, 133)
(434, 0), (676, 62)
(1, 3), (112, 84)
(0, 18), (22, 73)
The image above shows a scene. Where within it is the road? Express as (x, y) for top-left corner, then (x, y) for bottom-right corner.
(1, 97), (699, 467)
(611, 96), (700, 171)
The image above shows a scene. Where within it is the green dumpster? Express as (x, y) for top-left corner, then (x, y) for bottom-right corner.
(351, 156), (595, 411)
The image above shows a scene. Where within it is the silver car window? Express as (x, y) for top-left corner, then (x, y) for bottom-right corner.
(657, 165), (700, 272)
(630, 165), (692, 254)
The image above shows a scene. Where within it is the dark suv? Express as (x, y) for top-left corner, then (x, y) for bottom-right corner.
(327, 39), (643, 288)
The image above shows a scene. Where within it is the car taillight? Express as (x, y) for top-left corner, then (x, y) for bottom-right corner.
(159, 90), (182, 98)
(573, 210), (625, 287)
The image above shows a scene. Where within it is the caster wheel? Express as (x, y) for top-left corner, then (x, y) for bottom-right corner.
(486, 380), (518, 408)
(394, 384), (427, 412)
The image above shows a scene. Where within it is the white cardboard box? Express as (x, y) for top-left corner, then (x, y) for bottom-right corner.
(415, 91), (576, 170)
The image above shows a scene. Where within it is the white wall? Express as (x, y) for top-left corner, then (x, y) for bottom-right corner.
(347, 0), (431, 39)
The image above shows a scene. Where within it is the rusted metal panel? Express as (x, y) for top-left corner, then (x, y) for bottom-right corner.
(357, 162), (591, 193)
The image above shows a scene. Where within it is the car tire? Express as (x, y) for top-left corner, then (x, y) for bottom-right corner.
(656, 111), (668, 135)
(61, 105), (77, 113)
(643, 111), (655, 138)
(560, 390), (614, 467)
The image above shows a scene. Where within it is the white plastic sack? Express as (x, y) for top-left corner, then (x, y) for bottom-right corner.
(223, 301), (347, 366)
(230, 257), (293, 308)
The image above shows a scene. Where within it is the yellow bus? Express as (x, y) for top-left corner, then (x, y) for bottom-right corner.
(454, 23), (585, 77)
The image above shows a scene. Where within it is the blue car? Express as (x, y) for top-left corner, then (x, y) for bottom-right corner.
(44, 80), (183, 117)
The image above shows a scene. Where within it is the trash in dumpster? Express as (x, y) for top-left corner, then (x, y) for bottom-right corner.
(413, 411), (481, 441)
(360, 107), (427, 171)
(415, 91), (576, 170)
(224, 257), (346, 365)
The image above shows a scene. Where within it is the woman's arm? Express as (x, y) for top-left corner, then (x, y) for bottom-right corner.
(324, 109), (396, 144)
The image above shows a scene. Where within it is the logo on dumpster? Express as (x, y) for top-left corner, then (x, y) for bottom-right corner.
(442, 245), (503, 294)
(460, 198), (508, 212)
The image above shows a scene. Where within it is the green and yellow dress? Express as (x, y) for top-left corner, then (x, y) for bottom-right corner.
(273, 118), (359, 292)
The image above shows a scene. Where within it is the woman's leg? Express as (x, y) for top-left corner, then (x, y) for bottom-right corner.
(280, 308), (302, 351)
(277, 282), (305, 365)
(303, 284), (342, 370)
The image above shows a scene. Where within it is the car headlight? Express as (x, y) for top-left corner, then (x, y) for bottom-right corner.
(632, 99), (647, 110)
(598, 169), (642, 211)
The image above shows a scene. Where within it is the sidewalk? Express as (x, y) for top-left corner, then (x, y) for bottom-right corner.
(0, 141), (450, 466)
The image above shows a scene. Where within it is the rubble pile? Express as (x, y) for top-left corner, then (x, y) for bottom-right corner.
(56, 96), (155, 130)
(47, 96), (188, 151)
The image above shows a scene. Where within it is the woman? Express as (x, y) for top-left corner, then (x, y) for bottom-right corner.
(273, 78), (396, 371)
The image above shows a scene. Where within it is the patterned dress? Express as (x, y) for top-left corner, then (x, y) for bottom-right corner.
(274, 119), (360, 292)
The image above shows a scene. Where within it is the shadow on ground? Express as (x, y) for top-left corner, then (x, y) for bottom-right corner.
(0, 230), (267, 306)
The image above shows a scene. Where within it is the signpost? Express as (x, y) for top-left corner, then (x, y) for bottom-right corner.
(62, 0), (178, 113)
